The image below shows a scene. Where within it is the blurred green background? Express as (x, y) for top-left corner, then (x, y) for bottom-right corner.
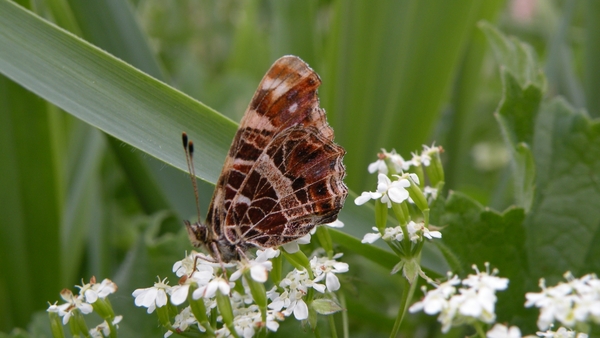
(1, 0), (598, 336)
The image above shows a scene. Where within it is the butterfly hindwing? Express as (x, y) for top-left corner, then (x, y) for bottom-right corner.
(197, 55), (347, 260)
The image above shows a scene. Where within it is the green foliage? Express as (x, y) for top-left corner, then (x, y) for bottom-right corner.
(1, 0), (600, 336)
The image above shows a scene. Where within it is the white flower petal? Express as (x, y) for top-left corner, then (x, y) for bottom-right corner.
(230, 269), (243, 282)
(387, 187), (409, 203)
(355, 192), (373, 205)
(84, 290), (98, 304)
(155, 289), (168, 308)
(293, 300), (309, 320)
(282, 241), (300, 253)
(361, 232), (381, 244)
(170, 285), (189, 305)
(250, 264), (269, 283)
(326, 220), (344, 228)
(325, 272), (341, 292)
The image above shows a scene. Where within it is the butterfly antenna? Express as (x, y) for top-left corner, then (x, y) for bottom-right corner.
(182, 132), (202, 223)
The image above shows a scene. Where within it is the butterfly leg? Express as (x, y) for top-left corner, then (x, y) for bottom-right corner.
(210, 242), (230, 284)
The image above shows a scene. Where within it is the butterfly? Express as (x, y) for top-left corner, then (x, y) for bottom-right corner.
(183, 55), (347, 264)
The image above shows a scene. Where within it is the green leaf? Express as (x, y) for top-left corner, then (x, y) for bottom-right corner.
(0, 0), (236, 185)
(0, 76), (62, 328)
(482, 23), (544, 211)
(496, 71), (542, 211)
(478, 21), (545, 90)
(311, 298), (343, 315)
(527, 98), (600, 283)
(435, 191), (531, 326)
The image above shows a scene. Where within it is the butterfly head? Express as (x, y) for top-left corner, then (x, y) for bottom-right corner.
(184, 219), (241, 263)
(183, 220), (208, 248)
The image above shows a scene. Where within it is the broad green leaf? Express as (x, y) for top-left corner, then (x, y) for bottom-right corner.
(496, 71), (542, 211)
(0, 0), (236, 186)
(527, 98), (600, 283)
(435, 191), (530, 326)
(482, 23), (544, 211)
(479, 21), (545, 90)
(0, 77), (62, 329)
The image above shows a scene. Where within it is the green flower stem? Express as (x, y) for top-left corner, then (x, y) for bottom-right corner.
(426, 151), (445, 186)
(155, 304), (172, 329)
(281, 249), (314, 279)
(412, 165), (425, 189)
(216, 290), (240, 338)
(73, 310), (92, 338)
(398, 221), (412, 257)
(389, 273), (418, 338)
(328, 314), (338, 338)
(316, 226), (334, 257)
(383, 238), (404, 257)
(92, 298), (115, 320)
(340, 293), (349, 338)
(406, 177), (429, 213)
(187, 283), (215, 336)
(391, 202), (408, 226)
(473, 321), (487, 338)
(107, 320), (117, 338)
(375, 200), (388, 231)
(271, 254), (283, 286)
(48, 311), (65, 338)
(244, 272), (267, 323)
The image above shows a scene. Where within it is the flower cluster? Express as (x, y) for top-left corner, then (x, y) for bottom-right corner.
(361, 220), (441, 245)
(132, 246), (349, 337)
(486, 323), (589, 338)
(47, 277), (120, 338)
(409, 263), (508, 333)
(355, 144), (444, 283)
(525, 272), (600, 331)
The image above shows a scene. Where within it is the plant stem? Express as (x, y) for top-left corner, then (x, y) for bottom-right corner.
(389, 275), (417, 338)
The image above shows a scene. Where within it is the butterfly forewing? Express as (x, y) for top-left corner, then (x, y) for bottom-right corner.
(192, 55), (347, 262)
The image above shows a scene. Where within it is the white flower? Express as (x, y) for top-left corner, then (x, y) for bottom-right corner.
(89, 315), (123, 338)
(377, 174), (410, 207)
(423, 185), (437, 197)
(164, 307), (203, 337)
(310, 254), (349, 292)
(536, 326), (587, 338)
(355, 174), (410, 208)
(487, 323), (522, 338)
(173, 251), (199, 277)
(193, 277), (231, 299)
(78, 278), (118, 304)
(420, 144), (440, 167)
(230, 248), (279, 283)
(268, 269), (313, 320)
(385, 149), (412, 172)
(48, 289), (94, 325)
(361, 227), (382, 243)
(410, 152), (422, 167)
(169, 283), (191, 306)
(526, 272), (600, 331)
(409, 275), (460, 315)
(410, 264), (508, 333)
(368, 158), (388, 174)
(132, 277), (170, 314)
(354, 191), (383, 205)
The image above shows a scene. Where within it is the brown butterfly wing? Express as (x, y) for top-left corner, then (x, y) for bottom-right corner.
(205, 55), (347, 250)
